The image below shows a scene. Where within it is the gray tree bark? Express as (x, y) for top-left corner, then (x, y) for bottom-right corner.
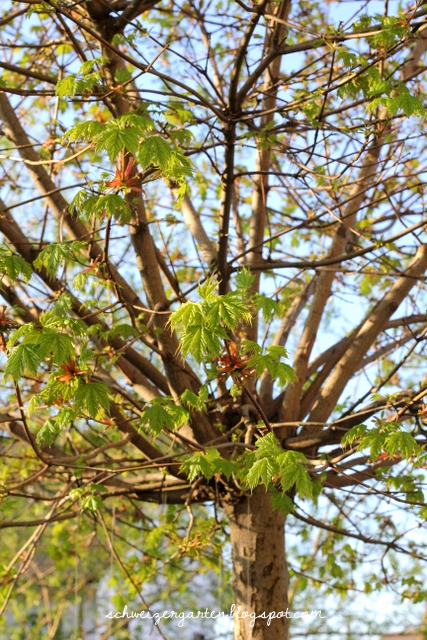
(225, 489), (289, 640)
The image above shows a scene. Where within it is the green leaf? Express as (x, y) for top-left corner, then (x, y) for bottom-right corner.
(65, 120), (103, 142)
(138, 136), (193, 182)
(359, 431), (386, 461)
(246, 457), (276, 490)
(95, 127), (140, 160)
(54, 407), (75, 429)
(36, 418), (60, 446)
(280, 463), (312, 498)
(198, 277), (217, 301)
(169, 301), (204, 331)
(72, 271), (89, 291)
(36, 329), (74, 364)
(270, 491), (295, 515)
(56, 75), (77, 97)
(341, 424), (368, 447)
(387, 93), (425, 117)
(246, 343), (296, 383)
(114, 67), (133, 84)
(27, 394), (42, 416)
(139, 135), (173, 170)
(7, 323), (35, 350)
(210, 453), (238, 479)
(166, 403), (190, 429)
(255, 294), (281, 322)
(230, 384), (242, 397)
(40, 309), (86, 337)
(116, 113), (154, 133)
(70, 189), (90, 213)
(74, 381), (110, 418)
(180, 452), (215, 482)
(337, 49), (357, 67)
(81, 494), (102, 513)
(173, 181), (188, 204)
(267, 345), (289, 360)
(180, 389), (207, 412)
(271, 362), (298, 386)
(78, 57), (108, 76)
(138, 403), (175, 436)
(277, 450), (313, 498)
(241, 339), (262, 355)
(255, 432), (282, 458)
(26, 1), (53, 18)
(34, 243), (71, 277)
(5, 343), (41, 380)
(198, 384), (209, 402)
(235, 267), (255, 292)
(92, 194), (131, 223)
(384, 432), (421, 459)
(0, 254), (33, 282)
(107, 323), (139, 339)
(247, 353), (271, 377)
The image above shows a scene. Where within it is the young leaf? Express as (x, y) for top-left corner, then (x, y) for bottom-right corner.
(138, 136), (173, 170)
(36, 329), (75, 364)
(235, 267), (255, 292)
(56, 75), (77, 97)
(34, 243), (73, 277)
(341, 424), (368, 447)
(384, 431), (421, 459)
(180, 324), (223, 362)
(180, 452), (215, 482)
(181, 389), (207, 412)
(74, 380), (110, 418)
(270, 491), (295, 515)
(65, 120), (103, 142)
(255, 432), (283, 459)
(36, 418), (60, 446)
(0, 254), (33, 282)
(197, 277), (217, 301)
(246, 457), (277, 490)
(5, 343), (41, 380)
(138, 403), (175, 436)
(92, 194), (131, 224)
(81, 494), (103, 513)
(277, 450), (313, 498)
(95, 127), (139, 161)
(207, 293), (252, 329)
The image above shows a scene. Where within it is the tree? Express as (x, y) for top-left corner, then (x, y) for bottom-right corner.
(2, 0), (427, 638)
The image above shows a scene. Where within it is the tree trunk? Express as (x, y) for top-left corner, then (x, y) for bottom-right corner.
(225, 489), (289, 640)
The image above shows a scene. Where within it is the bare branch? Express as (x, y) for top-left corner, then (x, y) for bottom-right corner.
(279, 136), (384, 425)
(173, 188), (217, 265)
(309, 243), (427, 424)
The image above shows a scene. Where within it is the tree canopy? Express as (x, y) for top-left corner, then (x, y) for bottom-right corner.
(2, 0), (427, 639)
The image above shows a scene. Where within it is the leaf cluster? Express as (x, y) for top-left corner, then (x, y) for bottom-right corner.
(342, 421), (423, 461)
(169, 272), (253, 363)
(56, 57), (109, 98)
(242, 433), (319, 501)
